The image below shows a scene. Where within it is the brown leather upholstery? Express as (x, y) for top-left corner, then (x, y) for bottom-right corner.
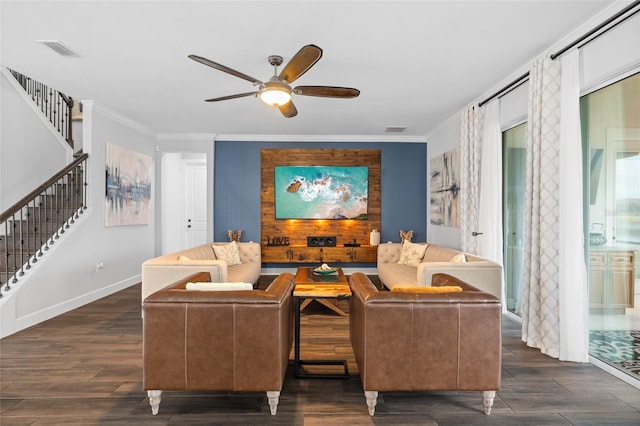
(349, 272), (502, 415)
(143, 271), (295, 415)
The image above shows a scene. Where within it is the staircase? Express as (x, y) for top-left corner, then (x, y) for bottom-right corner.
(1, 69), (88, 297)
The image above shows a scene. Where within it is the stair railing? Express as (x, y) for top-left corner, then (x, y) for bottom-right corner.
(7, 68), (75, 149)
(0, 153), (88, 297)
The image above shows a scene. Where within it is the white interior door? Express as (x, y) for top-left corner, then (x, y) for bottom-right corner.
(185, 161), (207, 248)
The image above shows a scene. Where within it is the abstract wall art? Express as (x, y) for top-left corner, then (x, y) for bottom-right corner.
(430, 147), (460, 227)
(105, 142), (152, 226)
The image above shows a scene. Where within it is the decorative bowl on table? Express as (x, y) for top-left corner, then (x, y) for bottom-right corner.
(313, 265), (338, 275)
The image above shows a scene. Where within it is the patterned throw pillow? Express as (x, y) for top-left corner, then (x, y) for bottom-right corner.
(212, 241), (242, 266)
(391, 285), (463, 293)
(397, 241), (428, 267)
(186, 282), (252, 291)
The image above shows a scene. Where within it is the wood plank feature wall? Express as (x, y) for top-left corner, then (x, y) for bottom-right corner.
(261, 149), (381, 257)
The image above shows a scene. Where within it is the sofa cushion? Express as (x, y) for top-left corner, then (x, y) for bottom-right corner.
(212, 241), (242, 266)
(450, 253), (467, 263)
(185, 282), (253, 291)
(391, 285), (462, 293)
(423, 244), (463, 262)
(397, 241), (428, 267)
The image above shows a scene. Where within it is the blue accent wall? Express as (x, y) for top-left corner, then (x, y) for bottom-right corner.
(214, 141), (426, 244)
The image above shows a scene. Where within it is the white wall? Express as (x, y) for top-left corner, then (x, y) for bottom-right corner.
(1, 100), (157, 337)
(0, 70), (71, 210)
(581, 12), (640, 94)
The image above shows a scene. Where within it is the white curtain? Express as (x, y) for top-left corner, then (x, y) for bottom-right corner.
(478, 100), (505, 303)
(478, 100), (503, 263)
(459, 106), (484, 255)
(522, 51), (589, 362)
(558, 50), (589, 362)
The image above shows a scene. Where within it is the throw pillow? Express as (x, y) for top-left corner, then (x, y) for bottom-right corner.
(397, 241), (428, 267)
(185, 282), (253, 291)
(212, 241), (242, 266)
(450, 253), (467, 263)
(391, 285), (463, 293)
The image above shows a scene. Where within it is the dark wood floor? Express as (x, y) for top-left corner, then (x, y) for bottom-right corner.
(2, 276), (640, 425)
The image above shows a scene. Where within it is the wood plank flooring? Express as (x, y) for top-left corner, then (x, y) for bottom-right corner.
(1, 276), (640, 425)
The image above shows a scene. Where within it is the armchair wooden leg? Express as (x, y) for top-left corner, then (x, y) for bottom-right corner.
(266, 390), (280, 415)
(482, 390), (496, 415)
(364, 390), (378, 416)
(147, 390), (162, 415)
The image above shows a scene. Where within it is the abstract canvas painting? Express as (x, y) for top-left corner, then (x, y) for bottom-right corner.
(105, 142), (152, 226)
(430, 147), (460, 227)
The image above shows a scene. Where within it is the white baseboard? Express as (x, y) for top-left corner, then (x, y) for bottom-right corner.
(5, 275), (140, 338)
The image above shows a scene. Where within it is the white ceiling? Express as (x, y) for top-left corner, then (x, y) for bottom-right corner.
(1, 1), (617, 140)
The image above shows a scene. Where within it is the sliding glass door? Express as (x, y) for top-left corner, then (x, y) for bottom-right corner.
(503, 122), (527, 316)
(582, 72), (640, 381)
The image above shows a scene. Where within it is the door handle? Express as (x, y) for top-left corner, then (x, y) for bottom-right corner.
(472, 232), (483, 236)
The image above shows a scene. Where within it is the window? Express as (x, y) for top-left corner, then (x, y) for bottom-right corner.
(502, 122), (527, 315)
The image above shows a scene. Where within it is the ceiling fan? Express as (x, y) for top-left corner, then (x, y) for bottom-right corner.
(188, 44), (360, 118)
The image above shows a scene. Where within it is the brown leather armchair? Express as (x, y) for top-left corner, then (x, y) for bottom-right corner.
(143, 271), (295, 415)
(349, 272), (502, 416)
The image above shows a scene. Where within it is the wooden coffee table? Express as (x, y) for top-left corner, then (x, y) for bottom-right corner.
(293, 267), (351, 378)
(294, 266), (350, 316)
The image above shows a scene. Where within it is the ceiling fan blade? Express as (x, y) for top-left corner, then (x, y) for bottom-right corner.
(295, 86), (360, 98)
(189, 54), (263, 85)
(278, 44), (323, 84)
(205, 92), (257, 102)
(278, 101), (298, 118)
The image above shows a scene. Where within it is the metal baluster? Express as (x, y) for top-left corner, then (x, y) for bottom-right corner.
(73, 166), (80, 220)
(24, 204), (32, 269)
(35, 196), (44, 258)
(45, 187), (54, 247)
(2, 221), (9, 293)
(54, 179), (61, 239)
(61, 103), (67, 142)
(81, 159), (87, 213)
(62, 173), (73, 229)
(47, 87), (52, 124)
(17, 210), (25, 279)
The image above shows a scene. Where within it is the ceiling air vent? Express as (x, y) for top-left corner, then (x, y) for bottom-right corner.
(36, 40), (79, 57)
(385, 126), (407, 133)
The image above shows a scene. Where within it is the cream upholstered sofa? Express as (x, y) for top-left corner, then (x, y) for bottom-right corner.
(377, 242), (503, 302)
(141, 242), (261, 301)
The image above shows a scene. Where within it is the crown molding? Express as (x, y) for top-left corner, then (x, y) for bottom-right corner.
(213, 134), (427, 143)
(156, 133), (216, 142)
(87, 102), (156, 138)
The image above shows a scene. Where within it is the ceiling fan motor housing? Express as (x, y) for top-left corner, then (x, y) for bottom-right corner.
(268, 55), (284, 67)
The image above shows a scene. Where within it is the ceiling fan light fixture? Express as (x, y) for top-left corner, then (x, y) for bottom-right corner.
(259, 87), (291, 106)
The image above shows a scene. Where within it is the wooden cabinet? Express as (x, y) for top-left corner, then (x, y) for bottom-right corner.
(589, 248), (635, 312)
(262, 245), (377, 264)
